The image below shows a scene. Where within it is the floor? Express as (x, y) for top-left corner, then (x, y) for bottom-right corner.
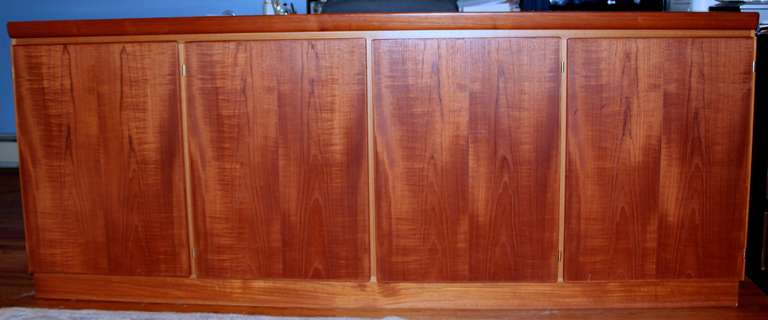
(1, 168), (768, 319)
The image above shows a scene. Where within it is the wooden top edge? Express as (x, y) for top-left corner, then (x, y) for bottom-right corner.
(7, 12), (759, 39)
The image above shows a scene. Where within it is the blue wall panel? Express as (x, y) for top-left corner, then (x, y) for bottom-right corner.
(0, 1), (306, 135)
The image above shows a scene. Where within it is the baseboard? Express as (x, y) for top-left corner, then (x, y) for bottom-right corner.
(34, 273), (739, 309)
(0, 140), (18, 168)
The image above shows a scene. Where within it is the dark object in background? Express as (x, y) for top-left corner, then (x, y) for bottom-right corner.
(545, 0), (664, 11)
(722, 0), (768, 296)
(747, 27), (768, 296)
(314, 0), (459, 13)
(520, 0), (551, 11)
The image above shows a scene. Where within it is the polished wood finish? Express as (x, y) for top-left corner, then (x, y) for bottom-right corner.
(565, 38), (754, 281)
(6, 283), (768, 319)
(185, 39), (369, 280)
(6, 12), (758, 39)
(33, 273), (738, 309)
(177, 43), (198, 277)
(8, 14), (757, 309)
(373, 38), (560, 282)
(13, 43), (189, 276)
(4, 172), (766, 318)
(10, 30), (757, 47)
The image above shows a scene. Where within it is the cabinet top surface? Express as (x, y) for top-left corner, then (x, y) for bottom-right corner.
(7, 12), (759, 39)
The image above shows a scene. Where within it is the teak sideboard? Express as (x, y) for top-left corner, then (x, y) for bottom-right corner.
(7, 12), (760, 309)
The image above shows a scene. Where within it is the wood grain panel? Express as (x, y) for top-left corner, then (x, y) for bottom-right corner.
(566, 38), (753, 281)
(656, 39), (754, 279)
(565, 39), (665, 281)
(186, 39), (369, 280)
(33, 274), (739, 309)
(374, 38), (561, 282)
(13, 43), (189, 276)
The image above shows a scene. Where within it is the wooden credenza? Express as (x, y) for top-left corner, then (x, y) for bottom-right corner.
(8, 12), (759, 309)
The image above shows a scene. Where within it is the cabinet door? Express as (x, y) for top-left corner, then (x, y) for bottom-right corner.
(14, 43), (189, 276)
(186, 40), (369, 280)
(566, 38), (753, 281)
(374, 38), (561, 282)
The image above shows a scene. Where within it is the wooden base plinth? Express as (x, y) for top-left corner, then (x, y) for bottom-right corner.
(34, 274), (738, 309)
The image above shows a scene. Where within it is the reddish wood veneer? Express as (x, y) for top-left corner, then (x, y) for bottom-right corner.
(186, 39), (370, 280)
(34, 274), (739, 309)
(14, 43), (190, 276)
(8, 12), (757, 310)
(373, 38), (561, 282)
(565, 38), (754, 281)
(7, 12), (758, 39)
